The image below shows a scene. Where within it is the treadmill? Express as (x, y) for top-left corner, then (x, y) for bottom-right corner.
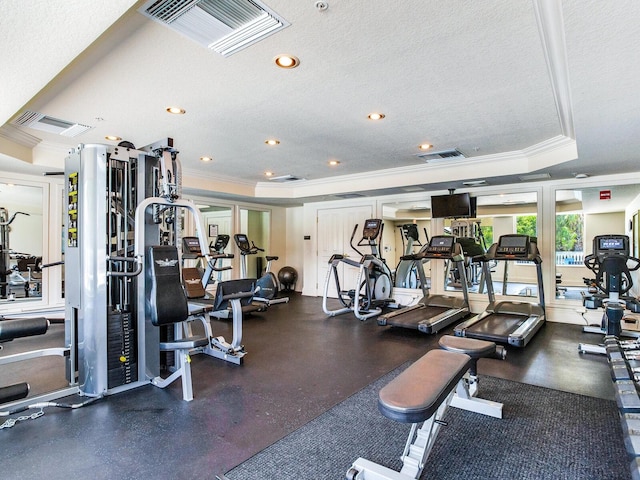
(378, 235), (470, 334)
(454, 234), (545, 347)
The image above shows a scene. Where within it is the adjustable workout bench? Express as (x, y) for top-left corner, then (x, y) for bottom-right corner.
(347, 336), (504, 480)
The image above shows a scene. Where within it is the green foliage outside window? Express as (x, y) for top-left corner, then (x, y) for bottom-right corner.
(516, 215), (537, 238)
(479, 225), (493, 248)
(556, 213), (583, 251)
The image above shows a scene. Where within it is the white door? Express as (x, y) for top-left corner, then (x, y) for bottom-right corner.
(317, 206), (373, 297)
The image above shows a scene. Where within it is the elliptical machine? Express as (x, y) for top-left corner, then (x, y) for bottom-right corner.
(322, 219), (394, 321)
(579, 235), (640, 355)
(233, 233), (289, 306)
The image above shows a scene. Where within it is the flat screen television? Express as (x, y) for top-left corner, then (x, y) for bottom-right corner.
(430, 193), (474, 218)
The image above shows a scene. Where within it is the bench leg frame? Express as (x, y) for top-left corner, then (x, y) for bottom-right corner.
(450, 373), (503, 419)
(346, 374), (504, 480)
(347, 390), (454, 480)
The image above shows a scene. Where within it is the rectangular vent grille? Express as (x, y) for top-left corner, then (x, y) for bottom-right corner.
(334, 193), (365, 199)
(140, 0), (289, 57)
(12, 111), (93, 137)
(416, 149), (466, 162)
(268, 174), (303, 182)
(519, 173), (551, 182)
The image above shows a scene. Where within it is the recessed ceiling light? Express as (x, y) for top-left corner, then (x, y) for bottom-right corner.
(418, 143), (432, 150)
(574, 173), (589, 179)
(274, 54), (300, 69)
(328, 160), (340, 166)
(166, 106), (186, 114)
(368, 113), (385, 120)
(105, 135), (122, 141)
(200, 156), (213, 162)
(265, 139), (280, 146)
(265, 171), (274, 177)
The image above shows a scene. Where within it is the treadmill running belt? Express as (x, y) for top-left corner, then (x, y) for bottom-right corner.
(388, 305), (449, 329)
(465, 313), (526, 337)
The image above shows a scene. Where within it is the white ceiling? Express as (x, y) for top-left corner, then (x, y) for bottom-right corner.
(1, 0), (639, 206)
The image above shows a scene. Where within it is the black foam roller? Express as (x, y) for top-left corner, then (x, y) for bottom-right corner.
(0, 317), (49, 341)
(0, 382), (29, 403)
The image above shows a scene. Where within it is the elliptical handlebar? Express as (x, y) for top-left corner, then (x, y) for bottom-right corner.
(349, 223), (363, 257)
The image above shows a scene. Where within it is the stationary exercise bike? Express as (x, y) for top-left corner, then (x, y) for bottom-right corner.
(579, 235), (640, 355)
(322, 219), (394, 321)
(233, 233), (289, 306)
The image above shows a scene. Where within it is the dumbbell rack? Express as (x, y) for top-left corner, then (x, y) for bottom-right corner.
(603, 336), (640, 477)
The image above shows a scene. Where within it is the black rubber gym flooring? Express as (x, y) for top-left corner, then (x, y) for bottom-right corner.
(0, 293), (614, 479)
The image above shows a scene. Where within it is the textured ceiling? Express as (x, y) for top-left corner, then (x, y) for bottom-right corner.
(1, 0), (639, 206)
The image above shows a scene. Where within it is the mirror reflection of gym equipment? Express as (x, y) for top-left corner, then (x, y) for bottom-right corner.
(0, 185), (45, 303)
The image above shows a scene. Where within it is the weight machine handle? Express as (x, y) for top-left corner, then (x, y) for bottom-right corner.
(107, 255), (143, 277)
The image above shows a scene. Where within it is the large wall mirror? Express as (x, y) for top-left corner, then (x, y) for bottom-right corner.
(381, 201), (432, 289)
(182, 203), (234, 282)
(382, 191), (539, 299)
(239, 208), (271, 280)
(555, 184), (640, 302)
(444, 192), (539, 298)
(0, 183), (44, 305)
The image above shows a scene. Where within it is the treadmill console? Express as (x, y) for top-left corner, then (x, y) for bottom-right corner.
(362, 219), (383, 240)
(495, 234), (531, 256)
(426, 235), (455, 255)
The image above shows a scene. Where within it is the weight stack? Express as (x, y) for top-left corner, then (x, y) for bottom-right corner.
(107, 311), (138, 389)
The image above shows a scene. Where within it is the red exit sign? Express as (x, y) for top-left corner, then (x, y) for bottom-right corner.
(600, 190), (611, 200)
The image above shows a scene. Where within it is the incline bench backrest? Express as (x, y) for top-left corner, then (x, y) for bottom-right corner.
(148, 245), (189, 326)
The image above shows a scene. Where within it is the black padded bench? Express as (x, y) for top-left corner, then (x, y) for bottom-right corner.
(378, 349), (472, 424)
(348, 336), (504, 480)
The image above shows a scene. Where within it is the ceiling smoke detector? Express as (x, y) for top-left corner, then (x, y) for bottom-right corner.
(140, 0), (290, 57)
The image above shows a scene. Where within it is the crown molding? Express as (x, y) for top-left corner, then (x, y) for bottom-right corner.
(254, 136), (577, 199)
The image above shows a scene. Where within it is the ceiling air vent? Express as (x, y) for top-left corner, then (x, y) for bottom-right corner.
(268, 174), (304, 182)
(139, 0), (290, 57)
(334, 193), (365, 199)
(416, 149), (466, 163)
(12, 111), (93, 137)
(519, 173), (551, 182)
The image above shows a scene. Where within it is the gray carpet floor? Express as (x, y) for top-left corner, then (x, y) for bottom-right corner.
(224, 366), (630, 480)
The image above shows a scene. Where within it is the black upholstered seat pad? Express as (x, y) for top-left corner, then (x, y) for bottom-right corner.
(378, 349), (471, 423)
(438, 335), (496, 358)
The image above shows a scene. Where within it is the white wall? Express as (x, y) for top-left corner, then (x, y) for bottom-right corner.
(284, 206), (304, 292)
